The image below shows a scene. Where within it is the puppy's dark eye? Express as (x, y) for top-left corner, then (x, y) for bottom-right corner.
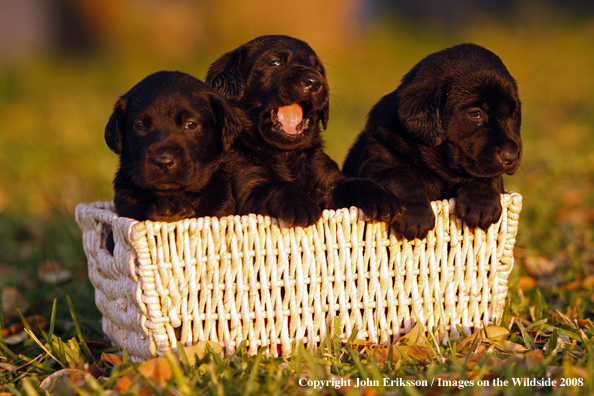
(134, 122), (146, 131)
(269, 60), (282, 67)
(468, 110), (482, 119)
(185, 121), (198, 130)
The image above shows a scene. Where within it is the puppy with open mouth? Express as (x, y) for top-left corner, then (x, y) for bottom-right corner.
(206, 35), (403, 226)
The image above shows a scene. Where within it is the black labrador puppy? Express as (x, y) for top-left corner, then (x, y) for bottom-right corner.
(206, 35), (403, 226)
(343, 43), (522, 239)
(105, 71), (240, 222)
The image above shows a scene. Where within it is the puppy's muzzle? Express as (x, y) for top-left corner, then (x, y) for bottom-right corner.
(148, 145), (185, 173)
(499, 148), (519, 167)
(152, 154), (176, 171)
(301, 74), (322, 94)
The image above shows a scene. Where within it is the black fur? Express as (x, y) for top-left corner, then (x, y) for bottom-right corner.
(106, 71), (240, 222)
(206, 35), (403, 226)
(343, 43), (522, 239)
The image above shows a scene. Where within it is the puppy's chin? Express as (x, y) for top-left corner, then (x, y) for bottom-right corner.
(133, 169), (194, 193)
(149, 182), (185, 192)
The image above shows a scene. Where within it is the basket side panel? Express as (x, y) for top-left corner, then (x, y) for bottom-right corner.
(75, 203), (150, 361)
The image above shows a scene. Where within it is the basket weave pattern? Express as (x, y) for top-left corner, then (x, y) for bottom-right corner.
(76, 193), (522, 361)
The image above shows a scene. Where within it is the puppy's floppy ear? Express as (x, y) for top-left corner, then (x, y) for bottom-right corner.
(321, 98), (330, 130)
(206, 48), (246, 101)
(105, 98), (127, 154)
(397, 77), (445, 146)
(209, 95), (242, 151)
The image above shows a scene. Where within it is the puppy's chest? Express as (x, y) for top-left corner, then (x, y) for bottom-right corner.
(275, 159), (312, 184)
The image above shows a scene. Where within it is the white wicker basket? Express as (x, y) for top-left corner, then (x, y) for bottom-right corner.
(75, 192), (521, 361)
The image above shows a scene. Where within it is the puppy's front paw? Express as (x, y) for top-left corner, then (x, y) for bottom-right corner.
(332, 179), (404, 222)
(357, 188), (404, 223)
(267, 191), (322, 227)
(392, 201), (435, 240)
(148, 197), (195, 222)
(456, 189), (502, 230)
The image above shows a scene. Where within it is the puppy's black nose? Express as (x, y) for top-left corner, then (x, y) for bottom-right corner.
(499, 148), (519, 165)
(301, 75), (321, 92)
(152, 154), (176, 170)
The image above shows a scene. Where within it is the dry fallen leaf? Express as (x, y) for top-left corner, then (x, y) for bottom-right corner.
(101, 352), (123, 368)
(518, 276), (537, 291)
(466, 370), (498, 381)
(523, 255), (559, 278)
(38, 260), (72, 284)
(350, 338), (376, 347)
(484, 326), (510, 341)
(370, 344), (433, 365)
(39, 369), (87, 393)
(1, 286), (30, 317)
(575, 319), (593, 328)
(495, 340), (529, 353)
(463, 353), (503, 369)
(399, 322), (428, 345)
(524, 349), (544, 370)
(560, 274), (594, 290)
(508, 315), (533, 327)
(114, 357), (173, 394)
(182, 341), (223, 365)
(1, 315), (48, 345)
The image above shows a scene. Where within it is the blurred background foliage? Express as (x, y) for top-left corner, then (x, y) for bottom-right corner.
(1, 0), (594, 292)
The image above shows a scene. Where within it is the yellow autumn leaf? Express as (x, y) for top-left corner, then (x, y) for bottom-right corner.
(370, 344), (433, 365)
(183, 341), (223, 365)
(399, 322), (428, 345)
(495, 340), (528, 353)
(484, 326), (510, 341)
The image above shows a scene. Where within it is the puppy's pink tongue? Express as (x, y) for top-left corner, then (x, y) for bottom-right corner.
(277, 103), (303, 135)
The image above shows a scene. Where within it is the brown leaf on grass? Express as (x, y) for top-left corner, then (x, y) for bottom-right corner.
(560, 274), (594, 290)
(1, 286), (30, 317)
(399, 322), (428, 345)
(89, 361), (109, 378)
(524, 349), (544, 370)
(114, 357), (173, 395)
(499, 348), (545, 373)
(1, 315), (48, 345)
(101, 352), (123, 368)
(494, 340), (529, 353)
(363, 387), (377, 396)
(575, 319), (593, 328)
(0, 264), (16, 278)
(1, 315), (48, 338)
(370, 344), (433, 365)
(466, 370), (498, 381)
(523, 255), (559, 278)
(84, 341), (114, 359)
(350, 338), (376, 347)
(462, 353), (504, 369)
(555, 207), (594, 226)
(182, 341), (223, 365)
(508, 315), (533, 327)
(484, 326), (510, 341)
(38, 260), (72, 284)
(457, 326), (510, 353)
(39, 369), (87, 393)
(518, 276), (537, 291)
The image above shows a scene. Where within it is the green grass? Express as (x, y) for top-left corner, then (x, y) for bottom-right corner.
(1, 11), (594, 396)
